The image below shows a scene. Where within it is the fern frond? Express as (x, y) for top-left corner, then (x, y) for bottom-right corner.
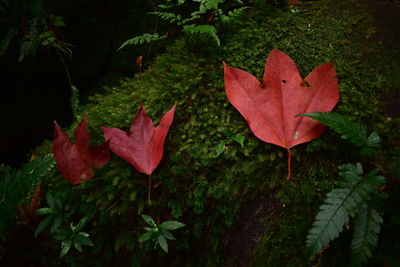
(118, 33), (167, 50)
(220, 6), (248, 23)
(0, 155), (55, 236)
(70, 85), (80, 120)
(306, 163), (385, 257)
(183, 24), (220, 46)
(351, 206), (383, 265)
(148, 12), (182, 23)
(0, 28), (17, 55)
(298, 112), (380, 155)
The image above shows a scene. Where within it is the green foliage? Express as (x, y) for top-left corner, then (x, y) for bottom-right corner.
(70, 84), (81, 120)
(215, 130), (245, 157)
(0, 28), (17, 55)
(120, 0), (248, 49)
(139, 214), (185, 253)
(0, 155), (55, 237)
(118, 33), (167, 50)
(352, 205), (383, 265)
(299, 112), (380, 155)
(306, 163), (385, 259)
(182, 24), (220, 46)
(35, 192), (70, 237)
(53, 216), (94, 257)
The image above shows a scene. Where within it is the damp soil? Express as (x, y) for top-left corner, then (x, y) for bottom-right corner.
(370, 0), (400, 118)
(223, 191), (279, 267)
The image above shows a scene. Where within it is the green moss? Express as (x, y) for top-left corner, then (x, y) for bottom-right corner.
(32, 0), (400, 265)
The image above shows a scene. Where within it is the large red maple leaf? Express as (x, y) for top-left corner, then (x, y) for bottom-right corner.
(53, 117), (110, 184)
(224, 49), (339, 178)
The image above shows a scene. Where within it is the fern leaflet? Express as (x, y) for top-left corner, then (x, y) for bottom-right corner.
(351, 205), (383, 265)
(118, 33), (167, 50)
(306, 163), (385, 257)
(148, 12), (182, 23)
(183, 24), (220, 46)
(298, 112), (380, 155)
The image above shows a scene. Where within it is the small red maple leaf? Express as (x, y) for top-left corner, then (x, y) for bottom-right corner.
(224, 49), (339, 178)
(101, 104), (176, 176)
(102, 105), (176, 203)
(53, 116), (110, 184)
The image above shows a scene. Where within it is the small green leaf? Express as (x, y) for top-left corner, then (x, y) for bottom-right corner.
(51, 216), (63, 232)
(159, 221), (185, 230)
(46, 192), (55, 209)
(74, 242), (82, 252)
(75, 216), (89, 232)
(215, 143), (225, 156)
(75, 233), (94, 247)
(35, 216), (52, 237)
(138, 232), (152, 242)
(157, 234), (168, 253)
(366, 131), (380, 147)
(161, 229), (176, 240)
(36, 207), (56, 215)
(60, 240), (72, 258)
(232, 135), (245, 147)
(141, 215), (156, 226)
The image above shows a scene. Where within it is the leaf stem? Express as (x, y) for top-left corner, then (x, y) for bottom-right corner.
(148, 175), (152, 205)
(287, 149), (292, 180)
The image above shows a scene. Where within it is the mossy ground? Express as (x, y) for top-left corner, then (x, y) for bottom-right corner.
(28, 0), (400, 266)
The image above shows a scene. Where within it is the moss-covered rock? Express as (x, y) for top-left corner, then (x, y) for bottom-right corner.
(30, 0), (399, 266)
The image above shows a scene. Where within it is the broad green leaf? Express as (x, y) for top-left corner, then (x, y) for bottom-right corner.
(75, 233), (94, 247)
(159, 221), (185, 230)
(51, 216), (63, 232)
(74, 242), (82, 252)
(35, 207), (56, 215)
(141, 215), (156, 226)
(138, 232), (152, 242)
(60, 239), (72, 257)
(46, 192), (55, 209)
(157, 234), (168, 253)
(35, 216), (52, 237)
(75, 216), (89, 232)
(161, 229), (176, 240)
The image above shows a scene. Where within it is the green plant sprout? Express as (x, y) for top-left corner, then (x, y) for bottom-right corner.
(139, 214), (185, 253)
(35, 192), (70, 237)
(52, 216), (94, 258)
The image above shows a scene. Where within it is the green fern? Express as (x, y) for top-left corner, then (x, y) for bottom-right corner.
(352, 205), (383, 265)
(220, 6), (248, 23)
(0, 155), (55, 236)
(118, 33), (167, 50)
(183, 24), (220, 46)
(148, 11), (182, 23)
(0, 28), (17, 55)
(298, 112), (380, 155)
(306, 163), (385, 257)
(70, 84), (80, 120)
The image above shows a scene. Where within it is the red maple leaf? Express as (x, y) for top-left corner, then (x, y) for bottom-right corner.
(53, 117), (110, 184)
(224, 49), (339, 178)
(102, 105), (176, 203)
(101, 104), (176, 176)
